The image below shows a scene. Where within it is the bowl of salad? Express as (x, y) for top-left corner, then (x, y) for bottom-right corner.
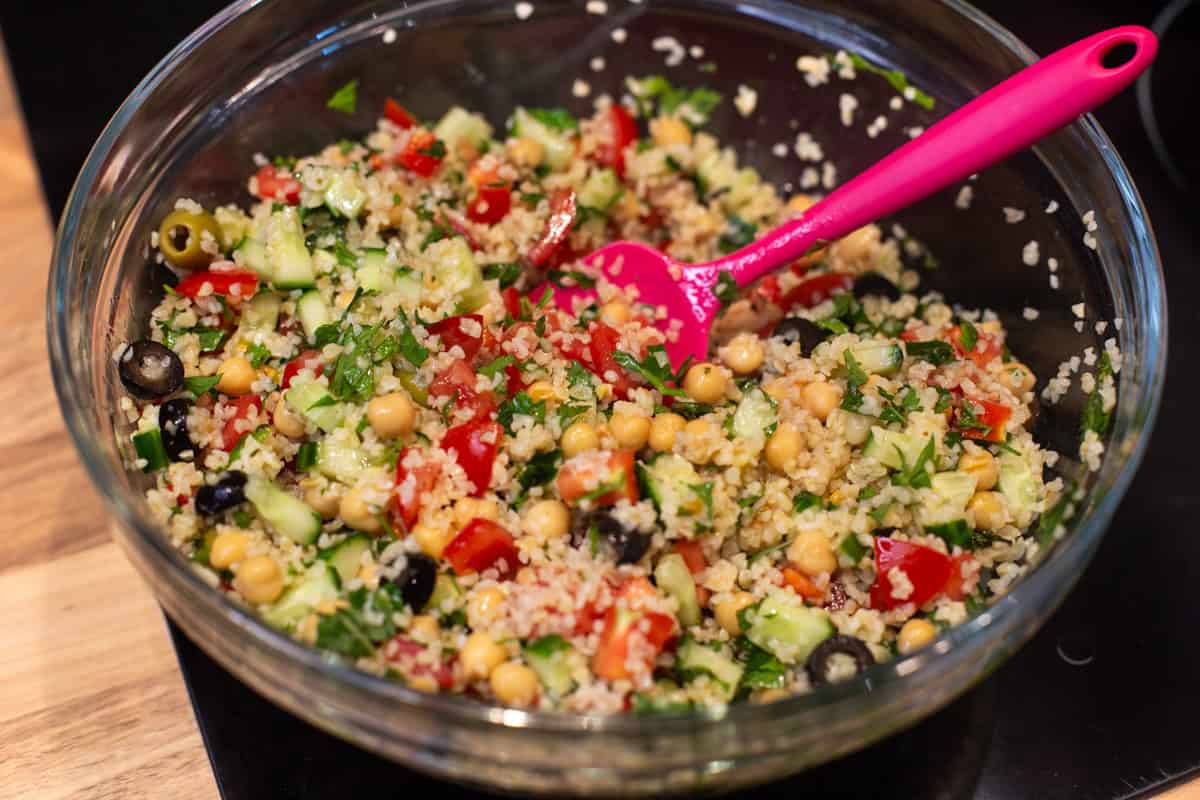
(47, 0), (1165, 794)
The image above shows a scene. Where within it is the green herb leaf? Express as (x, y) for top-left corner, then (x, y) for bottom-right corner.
(246, 342), (272, 369)
(483, 262), (522, 289)
(718, 215), (757, 255)
(557, 403), (591, 427)
(417, 139), (447, 159)
(842, 53), (935, 110)
(839, 534), (868, 563)
(956, 400), (992, 436)
(497, 391), (546, 434)
(934, 386), (953, 414)
(296, 441), (319, 471)
(184, 374), (222, 397)
(525, 633), (571, 659)
(515, 448), (562, 499)
(793, 491), (823, 514)
(478, 355), (515, 383)
(868, 501), (894, 526)
(1036, 488), (1075, 546)
(396, 311), (429, 368)
(689, 482), (715, 520)
(713, 271), (739, 312)
(326, 79), (359, 114)
(547, 270), (598, 289)
(959, 320), (978, 353)
(613, 346), (685, 397)
(878, 384), (923, 426)
(734, 637), (787, 690)
(1080, 352), (1114, 438)
(905, 340), (956, 366)
(840, 350), (868, 412)
(579, 470), (626, 503)
(891, 435), (936, 489)
(527, 107), (579, 132)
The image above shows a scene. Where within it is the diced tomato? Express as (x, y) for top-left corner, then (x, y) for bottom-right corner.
(673, 540), (707, 575)
(428, 358), (479, 400)
(504, 363), (526, 397)
(501, 287), (522, 320)
(869, 538), (954, 611)
(386, 637), (454, 689)
(899, 327), (922, 343)
(777, 272), (854, 311)
(593, 607), (675, 681)
(426, 314), (484, 361)
(383, 98), (417, 129)
(957, 397), (1012, 443)
(219, 395), (263, 451)
(400, 130), (444, 178)
(443, 518), (519, 578)
(593, 104), (638, 178)
(526, 189), (577, 267)
(556, 450), (639, 506)
(587, 322), (635, 397)
(942, 554), (973, 602)
(781, 567), (825, 603)
(947, 325), (1003, 368)
(467, 183), (513, 225)
(176, 270), (259, 301)
(252, 165), (300, 204)
(390, 449), (441, 531)
(280, 349), (324, 390)
(441, 418), (502, 497)
(751, 274), (783, 306)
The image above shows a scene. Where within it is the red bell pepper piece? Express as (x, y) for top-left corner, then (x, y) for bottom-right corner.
(426, 315), (485, 361)
(219, 395), (263, 451)
(399, 130), (444, 178)
(501, 287), (522, 320)
(176, 270), (259, 301)
(390, 448), (441, 531)
(777, 272), (854, 311)
(869, 537), (954, 611)
(441, 418), (501, 497)
(942, 554), (973, 602)
(958, 397), (1012, 443)
(280, 349), (324, 390)
(556, 450), (639, 506)
(443, 518), (519, 578)
(526, 189), (577, 267)
(467, 183), (513, 225)
(586, 322), (635, 397)
(504, 363), (526, 397)
(593, 104), (638, 179)
(592, 578), (675, 681)
(252, 165), (300, 205)
(383, 98), (417, 129)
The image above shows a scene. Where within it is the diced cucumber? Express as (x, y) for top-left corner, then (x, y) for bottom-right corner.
(234, 236), (271, 281)
(731, 387), (777, 446)
(637, 454), (704, 528)
(862, 426), (929, 471)
(427, 573), (462, 614)
(317, 430), (370, 484)
(429, 237), (486, 313)
(265, 207), (316, 289)
(579, 168), (622, 210)
(744, 591), (835, 664)
(322, 534), (371, 584)
(132, 428), (168, 472)
(394, 271), (423, 311)
(511, 107), (573, 170)
(851, 342), (904, 375)
(285, 379), (344, 432)
(918, 470), (978, 527)
(324, 171), (367, 219)
(654, 553), (700, 626)
(242, 292), (281, 331)
(697, 150), (737, 197)
(434, 106), (494, 150)
(677, 638), (744, 701)
(263, 562), (338, 627)
(295, 290), (332, 340)
(721, 167), (762, 213)
(356, 248), (396, 293)
(998, 453), (1041, 527)
(214, 205), (251, 250)
(396, 371), (428, 406)
(244, 476), (323, 545)
(524, 634), (576, 698)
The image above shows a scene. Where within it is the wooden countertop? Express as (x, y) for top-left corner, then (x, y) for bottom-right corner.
(0, 36), (1195, 800)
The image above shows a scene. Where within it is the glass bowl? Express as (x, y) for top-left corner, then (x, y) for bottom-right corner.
(46, 0), (1166, 794)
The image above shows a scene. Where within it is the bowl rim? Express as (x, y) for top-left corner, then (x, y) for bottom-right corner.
(46, 0), (1168, 736)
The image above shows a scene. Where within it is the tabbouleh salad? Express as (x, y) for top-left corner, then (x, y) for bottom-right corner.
(117, 72), (1098, 714)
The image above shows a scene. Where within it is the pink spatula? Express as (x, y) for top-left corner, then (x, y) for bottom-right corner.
(548, 26), (1156, 367)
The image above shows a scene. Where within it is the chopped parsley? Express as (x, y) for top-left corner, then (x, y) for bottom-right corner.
(396, 310), (429, 368)
(613, 346), (685, 398)
(1080, 352), (1114, 438)
(958, 320), (978, 353)
(525, 633), (571, 659)
(417, 139), (447, 159)
(512, 449), (562, 507)
(792, 490), (823, 513)
(245, 342), (272, 369)
(905, 340), (956, 366)
(547, 270), (597, 289)
(713, 271), (739, 312)
(839, 52), (936, 110)
(527, 107), (579, 132)
(934, 386), (954, 414)
(482, 262), (522, 289)
(325, 79), (359, 114)
(956, 401), (992, 436)
(718, 215), (757, 255)
(878, 384), (922, 426)
(184, 374), (222, 397)
(497, 391), (546, 434)
(840, 350), (868, 412)
(630, 75), (722, 125)
(579, 470), (627, 503)
(891, 435), (936, 489)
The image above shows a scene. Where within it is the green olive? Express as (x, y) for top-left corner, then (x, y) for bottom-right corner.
(158, 209), (222, 269)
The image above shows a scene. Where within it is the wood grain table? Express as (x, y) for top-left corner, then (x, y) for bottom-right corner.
(0, 36), (1195, 800)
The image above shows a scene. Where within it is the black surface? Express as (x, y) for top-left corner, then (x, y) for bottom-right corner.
(10, 1), (1200, 797)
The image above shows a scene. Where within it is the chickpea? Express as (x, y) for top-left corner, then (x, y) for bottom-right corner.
(216, 356), (256, 396)
(683, 362), (728, 404)
(1000, 361), (1037, 395)
(522, 499), (570, 543)
(452, 497), (500, 527)
(836, 224), (880, 263)
(490, 661), (540, 707)
(968, 491), (1007, 531)
(719, 333), (765, 375)
(958, 447), (999, 491)
(507, 137), (545, 169)
(366, 392), (416, 438)
(765, 423), (803, 471)
(714, 591), (756, 636)
(409, 614), (442, 643)
(468, 586), (506, 628)
(897, 618), (938, 654)
(338, 485), (384, 535)
(785, 194), (818, 216)
(561, 420), (600, 458)
(209, 531), (250, 570)
(609, 412), (651, 450)
(648, 413), (686, 452)
(412, 522), (454, 559)
(273, 396), (306, 439)
(683, 418), (718, 464)
(304, 484), (340, 520)
(650, 116), (693, 148)
(234, 555), (284, 605)
(788, 529), (838, 577)
(526, 380), (556, 403)
(460, 632), (508, 681)
(599, 301), (631, 327)
(802, 381), (841, 422)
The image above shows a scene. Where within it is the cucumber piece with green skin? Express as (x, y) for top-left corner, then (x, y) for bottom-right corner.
(721, 167), (762, 214)
(744, 590), (835, 664)
(434, 106), (494, 150)
(918, 470), (978, 526)
(579, 168), (623, 210)
(523, 635), (576, 698)
(637, 454), (704, 530)
(998, 452), (1041, 527)
(677, 638), (744, 701)
(394, 271), (423, 311)
(427, 573), (462, 615)
(317, 429), (370, 484)
(234, 236), (272, 282)
(242, 292), (281, 331)
(654, 553), (701, 626)
(356, 248), (395, 293)
(295, 290), (331, 340)
(265, 206), (316, 289)
(862, 426), (929, 471)
(263, 562), (338, 627)
(511, 107), (573, 170)
(696, 150), (737, 197)
(285, 379), (344, 432)
(323, 534), (371, 584)
(244, 476), (323, 545)
(851, 341), (904, 375)
(324, 171), (367, 219)
(731, 387), (777, 446)
(428, 237), (486, 313)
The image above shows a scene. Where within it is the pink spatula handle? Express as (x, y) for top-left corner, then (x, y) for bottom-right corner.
(716, 25), (1157, 287)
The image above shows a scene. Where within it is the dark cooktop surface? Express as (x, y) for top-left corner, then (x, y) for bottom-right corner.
(9, 1), (1199, 797)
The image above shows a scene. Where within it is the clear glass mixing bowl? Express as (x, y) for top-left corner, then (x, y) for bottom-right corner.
(46, 0), (1166, 794)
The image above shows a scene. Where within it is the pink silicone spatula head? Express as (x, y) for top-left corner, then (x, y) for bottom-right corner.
(549, 25), (1156, 367)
